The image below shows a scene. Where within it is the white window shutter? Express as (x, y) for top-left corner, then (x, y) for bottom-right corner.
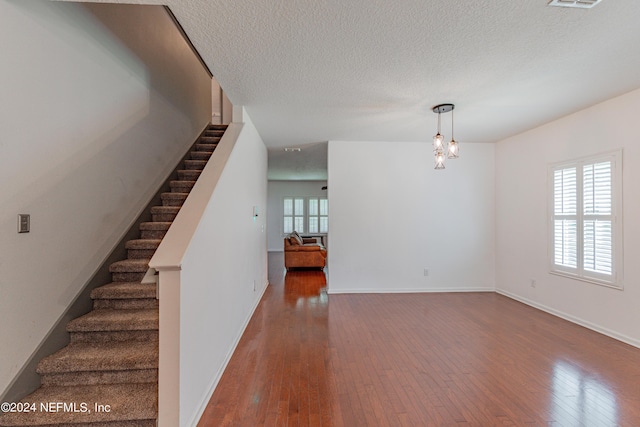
(583, 161), (612, 275)
(549, 151), (621, 288)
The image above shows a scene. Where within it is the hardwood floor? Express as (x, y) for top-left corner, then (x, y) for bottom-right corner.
(198, 253), (640, 426)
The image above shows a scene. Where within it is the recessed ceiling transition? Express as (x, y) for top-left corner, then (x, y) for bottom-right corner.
(268, 142), (328, 181)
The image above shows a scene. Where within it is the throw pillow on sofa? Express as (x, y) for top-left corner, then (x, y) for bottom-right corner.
(290, 231), (303, 245)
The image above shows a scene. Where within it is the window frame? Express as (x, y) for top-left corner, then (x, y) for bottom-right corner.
(548, 150), (623, 290)
(283, 196), (328, 236)
(307, 197), (329, 234)
(283, 197), (306, 234)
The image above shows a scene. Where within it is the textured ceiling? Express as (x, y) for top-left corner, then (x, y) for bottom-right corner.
(71, 0), (640, 177)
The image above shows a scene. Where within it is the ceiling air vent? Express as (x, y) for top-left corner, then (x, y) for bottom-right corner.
(548, 0), (604, 8)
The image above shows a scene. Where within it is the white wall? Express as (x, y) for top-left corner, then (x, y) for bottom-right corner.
(327, 141), (495, 293)
(267, 180), (328, 251)
(0, 1), (211, 395)
(178, 113), (267, 426)
(495, 88), (640, 347)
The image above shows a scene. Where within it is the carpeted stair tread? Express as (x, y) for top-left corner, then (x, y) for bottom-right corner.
(40, 369), (157, 388)
(150, 205), (180, 222)
(200, 135), (222, 143)
(183, 159), (207, 170)
(177, 170), (201, 180)
(124, 239), (161, 260)
(125, 239), (163, 259)
(108, 259), (149, 273)
(160, 192), (188, 200)
(124, 239), (161, 251)
(203, 130), (224, 136)
(37, 341), (158, 374)
(208, 124), (228, 130)
(194, 143), (217, 151)
(139, 222), (171, 240)
(139, 222), (171, 231)
(67, 309), (158, 333)
(169, 180), (196, 192)
(150, 206), (180, 215)
(160, 192), (188, 207)
(189, 151), (213, 161)
(0, 383), (157, 426)
(91, 282), (156, 300)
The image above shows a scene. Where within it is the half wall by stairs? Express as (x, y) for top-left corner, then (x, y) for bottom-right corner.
(0, 124), (227, 427)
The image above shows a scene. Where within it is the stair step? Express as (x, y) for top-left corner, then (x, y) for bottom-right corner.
(38, 341), (157, 373)
(177, 170), (201, 181)
(194, 143), (217, 151)
(203, 131), (224, 139)
(150, 205), (180, 222)
(41, 367), (157, 388)
(92, 282), (157, 300)
(71, 329), (158, 344)
(91, 282), (158, 309)
(109, 259), (150, 273)
(170, 180), (196, 193)
(125, 239), (161, 259)
(161, 192), (188, 207)
(184, 159), (207, 170)
(0, 383), (157, 426)
(67, 309), (158, 334)
(139, 222), (171, 239)
(190, 150), (213, 161)
(93, 297), (158, 310)
(109, 259), (149, 282)
(208, 124), (228, 130)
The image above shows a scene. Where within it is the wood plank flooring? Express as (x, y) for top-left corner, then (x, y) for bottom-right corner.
(198, 253), (640, 426)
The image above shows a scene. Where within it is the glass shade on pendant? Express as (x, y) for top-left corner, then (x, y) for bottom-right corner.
(447, 139), (459, 159)
(433, 133), (444, 151)
(434, 148), (446, 169)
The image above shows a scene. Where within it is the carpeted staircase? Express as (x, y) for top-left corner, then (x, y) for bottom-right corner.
(0, 124), (226, 427)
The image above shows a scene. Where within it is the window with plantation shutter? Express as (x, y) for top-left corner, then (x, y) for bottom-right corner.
(549, 151), (623, 288)
(283, 197), (328, 235)
(308, 198), (328, 234)
(553, 167), (577, 268)
(583, 161), (612, 275)
(283, 197), (305, 234)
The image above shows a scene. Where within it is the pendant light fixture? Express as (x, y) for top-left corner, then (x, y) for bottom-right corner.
(433, 109), (444, 151)
(447, 107), (459, 159)
(431, 103), (458, 169)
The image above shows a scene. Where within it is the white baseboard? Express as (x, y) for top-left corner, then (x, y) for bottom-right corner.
(187, 281), (269, 427)
(496, 289), (640, 350)
(327, 287), (495, 294)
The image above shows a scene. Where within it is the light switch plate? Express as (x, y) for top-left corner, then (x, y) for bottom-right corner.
(18, 214), (30, 233)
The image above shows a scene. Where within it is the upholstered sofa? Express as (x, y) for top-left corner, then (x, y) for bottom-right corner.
(284, 231), (327, 270)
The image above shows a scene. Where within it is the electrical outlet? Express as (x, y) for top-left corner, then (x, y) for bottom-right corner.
(424, 268), (429, 277)
(530, 279), (537, 288)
